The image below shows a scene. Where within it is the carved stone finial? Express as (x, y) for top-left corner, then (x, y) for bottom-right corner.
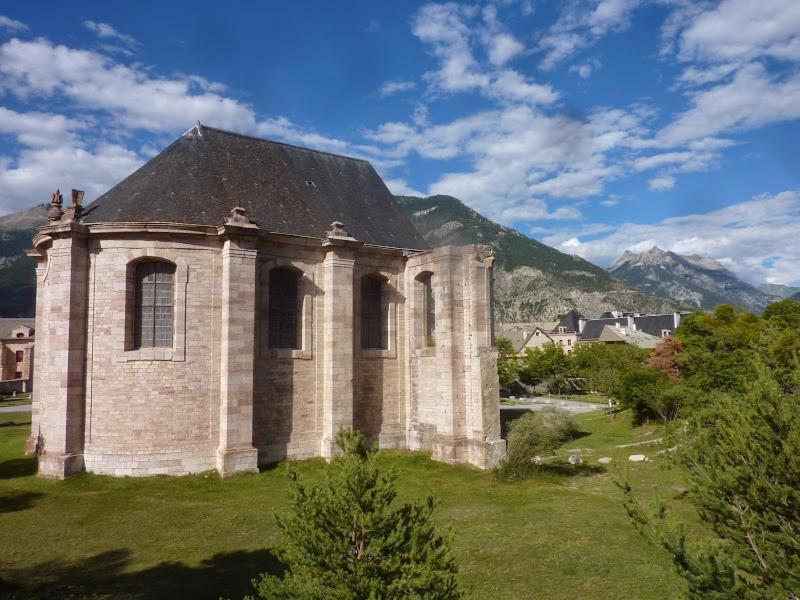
(480, 245), (495, 268)
(326, 221), (350, 239)
(47, 189), (64, 221)
(224, 206), (257, 228)
(63, 189), (85, 222)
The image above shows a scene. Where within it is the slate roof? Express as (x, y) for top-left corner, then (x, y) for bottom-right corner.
(552, 309), (583, 333)
(0, 318), (34, 339)
(581, 317), (627, 340)
(597, 325), (660, 349)
(634, 314), (679, 337)
(82, 125), (429, 250)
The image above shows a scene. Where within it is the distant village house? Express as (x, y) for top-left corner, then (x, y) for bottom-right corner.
(0, 318), (34, 393)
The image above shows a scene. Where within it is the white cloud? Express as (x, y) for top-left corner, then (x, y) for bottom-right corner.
(569, 58), (601, 79)
(487, 32), (524, 66)
(658, 63), (800, 146)
(648, 175), (675, 190)
(0, 15), (28, 32)
(0, 107), (87, 148)
(543, 191), (800, 285)
(0, 38), (257, 133)
(412, 3), (556, 105)
(0, 143), (143, 215)
(538, 0), (641, 70)
(497, 199), (582, 224)
(83, 20), (137, 48)
(378, 80), (416, 97)
(384, 178), (424, 197)
(678, 0), (800, 63)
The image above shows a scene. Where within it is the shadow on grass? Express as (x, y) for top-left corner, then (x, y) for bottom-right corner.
(538, 462), (606, 477)
(0, 457), (37, 480)
(0, 548), (285, 599)
(0, 490), (45, 513)
(0, 419), (31, 428)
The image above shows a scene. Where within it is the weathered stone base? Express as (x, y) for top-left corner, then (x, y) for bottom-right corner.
(466, 437), (506, 469)
(216, 446), (258, 477)
(407, 422), (436, 451)
(431, 435), (507, 469)
(38, 452), (84, 479)
(25, 436), (37, 455)
(84, 450), (215, 476)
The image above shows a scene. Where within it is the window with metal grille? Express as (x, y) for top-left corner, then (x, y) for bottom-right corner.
(268, 268), (300, 349)
(361, 276), (385, 349)
(135, 261), (175, 349)
(15, 350), (23, 362)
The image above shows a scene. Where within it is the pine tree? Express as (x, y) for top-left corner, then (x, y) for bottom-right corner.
(248, 429), (463, 599)
(620, 368), (800, 598)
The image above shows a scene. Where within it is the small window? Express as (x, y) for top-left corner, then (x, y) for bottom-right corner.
(535, 331), (540, 336)
(135, 261), (175, 349)
(14, 371), (22, 379)
(567, 339), (572, 346)
(558, 326), (566, 333)
(418, 273), (435, 346)
(15, 350), (24, 362)
(269, 268), (300, 349)
(361, 275), (386, 350)
(15, 332), (24, 338)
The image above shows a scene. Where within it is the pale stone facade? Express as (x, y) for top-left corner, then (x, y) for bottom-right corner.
(28, 126), (505, 478)
(0, 320), (34, 387)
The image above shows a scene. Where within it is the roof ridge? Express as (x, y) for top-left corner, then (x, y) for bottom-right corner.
(192, 124), (371, 164)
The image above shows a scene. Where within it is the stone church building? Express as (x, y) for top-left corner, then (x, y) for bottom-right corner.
(28, 124), (505, 478)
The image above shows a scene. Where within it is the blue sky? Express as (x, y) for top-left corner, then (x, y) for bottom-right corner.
(1, 1), (799, 285)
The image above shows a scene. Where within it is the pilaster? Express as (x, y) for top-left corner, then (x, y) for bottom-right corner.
(216, 222), (259, 476)
(320, 234), (361, 457)
(34, 224), (89, 478)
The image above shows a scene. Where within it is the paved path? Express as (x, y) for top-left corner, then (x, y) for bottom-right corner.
(500, 398), (607, 415)
(0, 403), (31, 413)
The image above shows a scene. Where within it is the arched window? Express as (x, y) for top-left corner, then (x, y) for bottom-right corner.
(361, 275), (386, 349)
(135, 261), (175, 348)
(417, 272), (435, 347)
(269, 268), (300, 349)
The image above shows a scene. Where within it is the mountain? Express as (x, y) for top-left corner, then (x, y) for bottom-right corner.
(609, 246), (776, 312)
(396, 195), (677, 322)
(791, 291), (800, 302)
(759, 283), (800, 299)
(0, 204), (47, 317)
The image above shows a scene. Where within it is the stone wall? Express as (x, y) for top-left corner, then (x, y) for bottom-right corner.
(29, 223), (505, 478)
(82, 237), (222, 475)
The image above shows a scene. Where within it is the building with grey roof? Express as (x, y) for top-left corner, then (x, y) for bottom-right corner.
(27, 124), (505, 479)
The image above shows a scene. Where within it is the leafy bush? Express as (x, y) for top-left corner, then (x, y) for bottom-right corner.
(496, 407), (581, 480)
(618, 367), (688, 425)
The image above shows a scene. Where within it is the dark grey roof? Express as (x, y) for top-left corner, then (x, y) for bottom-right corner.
(0, 318), (34, 339)
(552, 308), (583, 333)
(633, 314), (678, 337)
(581, 317), (627, 340)
(82, 125), (429, 250)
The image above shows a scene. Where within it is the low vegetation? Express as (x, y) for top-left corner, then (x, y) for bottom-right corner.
(0, 410), (689, 599)
(250, 429), (462, 599)
(500, 299), (800, 596)
(496, 407), (581, 480)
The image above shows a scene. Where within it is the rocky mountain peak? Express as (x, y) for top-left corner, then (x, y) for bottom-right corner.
(608, 247), (776, 312)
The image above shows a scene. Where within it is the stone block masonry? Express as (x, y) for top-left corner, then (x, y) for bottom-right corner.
(29, 220), (505, 478)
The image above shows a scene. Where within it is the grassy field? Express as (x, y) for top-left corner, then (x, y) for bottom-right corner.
(0, 410), (692, 599)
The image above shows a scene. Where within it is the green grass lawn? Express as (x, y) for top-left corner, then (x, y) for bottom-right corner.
(0, 411), (691, 599)
(0, 392), (32, 407)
